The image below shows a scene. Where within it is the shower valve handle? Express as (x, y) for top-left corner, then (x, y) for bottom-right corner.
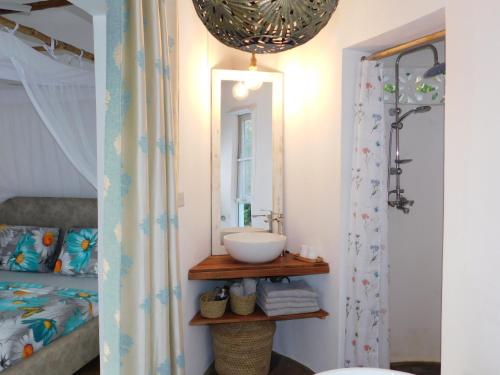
(390, 167), (403, 175)
(395, 159), (413, 165)
(389, 108), (401, 117)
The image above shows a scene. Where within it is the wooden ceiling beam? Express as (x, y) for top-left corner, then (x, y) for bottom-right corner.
(0, 15), (94, 61)
(0, 1), (72, 15)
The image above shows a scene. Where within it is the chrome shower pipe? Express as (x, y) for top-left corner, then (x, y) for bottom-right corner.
(389, 44), (438, 212)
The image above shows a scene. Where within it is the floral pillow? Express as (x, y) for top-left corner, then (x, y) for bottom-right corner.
(54, 228), (98, 276)
(0, 225), (60, 273)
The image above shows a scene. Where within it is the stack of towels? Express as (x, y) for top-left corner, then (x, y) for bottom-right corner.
(257, 280), (320, 317)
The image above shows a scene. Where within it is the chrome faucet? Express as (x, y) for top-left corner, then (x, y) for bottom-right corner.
(251, 210), (273, 232)
(251, 211), (285, 234)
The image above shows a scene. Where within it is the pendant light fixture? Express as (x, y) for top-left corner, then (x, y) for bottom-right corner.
(192, 0), (340, 54)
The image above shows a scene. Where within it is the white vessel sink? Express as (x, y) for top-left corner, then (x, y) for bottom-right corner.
(223, 232), (286, 264)
(221, 227), (269, 235)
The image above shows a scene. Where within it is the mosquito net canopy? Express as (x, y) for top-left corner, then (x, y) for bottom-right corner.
(0, 30), (96, 202)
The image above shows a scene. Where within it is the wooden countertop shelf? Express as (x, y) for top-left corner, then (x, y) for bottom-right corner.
(190, 306), (329, 326)
(188, 253), (330, 280)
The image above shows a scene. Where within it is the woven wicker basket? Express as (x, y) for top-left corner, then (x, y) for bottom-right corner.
(230, 292), (256, 316)
(200, 292), (228, 319)
(211, 321), (276, 375)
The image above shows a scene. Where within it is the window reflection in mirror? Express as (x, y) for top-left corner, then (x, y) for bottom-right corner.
(220, 81), (273, 233)
(237, 113), (252, 227)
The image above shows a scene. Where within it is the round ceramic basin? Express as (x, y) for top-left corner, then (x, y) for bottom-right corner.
(221, 227), (269, 235)
(223, 232), (286, 264)
(316, 369), (414, 375)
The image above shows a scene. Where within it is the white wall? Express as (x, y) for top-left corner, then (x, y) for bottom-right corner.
(179, 1), (500, 374)
(177, 2), (218, 374)
(442, 2), (500, 374)
(383, 42), (445, 363)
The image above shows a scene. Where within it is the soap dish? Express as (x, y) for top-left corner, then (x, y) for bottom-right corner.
(294, 254), (324, 264)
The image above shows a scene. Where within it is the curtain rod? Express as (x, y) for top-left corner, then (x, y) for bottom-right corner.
(0, 15), (94, 61)
(365, 30), (446, 61)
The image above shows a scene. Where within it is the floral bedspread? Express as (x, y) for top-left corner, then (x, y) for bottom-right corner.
(0, 282), (98, 372)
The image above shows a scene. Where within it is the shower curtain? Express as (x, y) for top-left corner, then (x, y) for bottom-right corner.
(103, 1), (184, 374)
(344, 60), (390, 368)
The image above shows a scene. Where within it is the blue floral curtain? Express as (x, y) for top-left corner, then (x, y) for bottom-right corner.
(344, 60), (390, 368)
(103, 1), (184, 374)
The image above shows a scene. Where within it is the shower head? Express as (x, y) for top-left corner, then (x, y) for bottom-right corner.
(394, 106), (432, 125)
(424, 62), (446, 78)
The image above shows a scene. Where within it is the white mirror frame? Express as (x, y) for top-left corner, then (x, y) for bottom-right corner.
(211, 69), (284, 255)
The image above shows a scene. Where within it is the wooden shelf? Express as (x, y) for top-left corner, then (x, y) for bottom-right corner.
(188, 252), (330, 280)
(190, 306), (329, 326)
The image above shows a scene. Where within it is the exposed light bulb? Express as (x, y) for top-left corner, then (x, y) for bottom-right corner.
(245, 53), (263, 91)
(246, 70), (263, 91)
(232, 81), (249, 100)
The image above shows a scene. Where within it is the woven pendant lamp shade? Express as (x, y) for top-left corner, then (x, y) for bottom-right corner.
(192, 0), (340, 54)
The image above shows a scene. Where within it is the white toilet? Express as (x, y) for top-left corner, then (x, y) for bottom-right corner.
(316, 369), (414, 375)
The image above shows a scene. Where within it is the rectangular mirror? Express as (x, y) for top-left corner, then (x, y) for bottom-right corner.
(212, 69), (284, 254)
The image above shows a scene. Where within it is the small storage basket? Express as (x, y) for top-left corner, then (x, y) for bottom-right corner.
(230, 292), (256, 316)
(211, 321), (276, 375)
(200, 292), (228, 319)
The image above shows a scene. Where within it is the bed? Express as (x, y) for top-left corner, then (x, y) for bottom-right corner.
(0, 197), (99, 375)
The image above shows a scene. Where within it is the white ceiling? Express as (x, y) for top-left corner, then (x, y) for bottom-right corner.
(2, 1), (94, 52)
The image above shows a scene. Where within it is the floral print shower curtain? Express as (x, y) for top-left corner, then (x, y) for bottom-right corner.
(102, 1), (184, 374)
(344, 60), (390, 368)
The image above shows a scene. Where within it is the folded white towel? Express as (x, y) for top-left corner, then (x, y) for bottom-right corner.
(258, 296), (318, 305)
(258, 280), (318, 299)
(257, 296), (318, 310)
(257, 300), (320, 317)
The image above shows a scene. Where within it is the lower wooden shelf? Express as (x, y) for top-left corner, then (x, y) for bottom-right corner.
(190, 306), (329, 326)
